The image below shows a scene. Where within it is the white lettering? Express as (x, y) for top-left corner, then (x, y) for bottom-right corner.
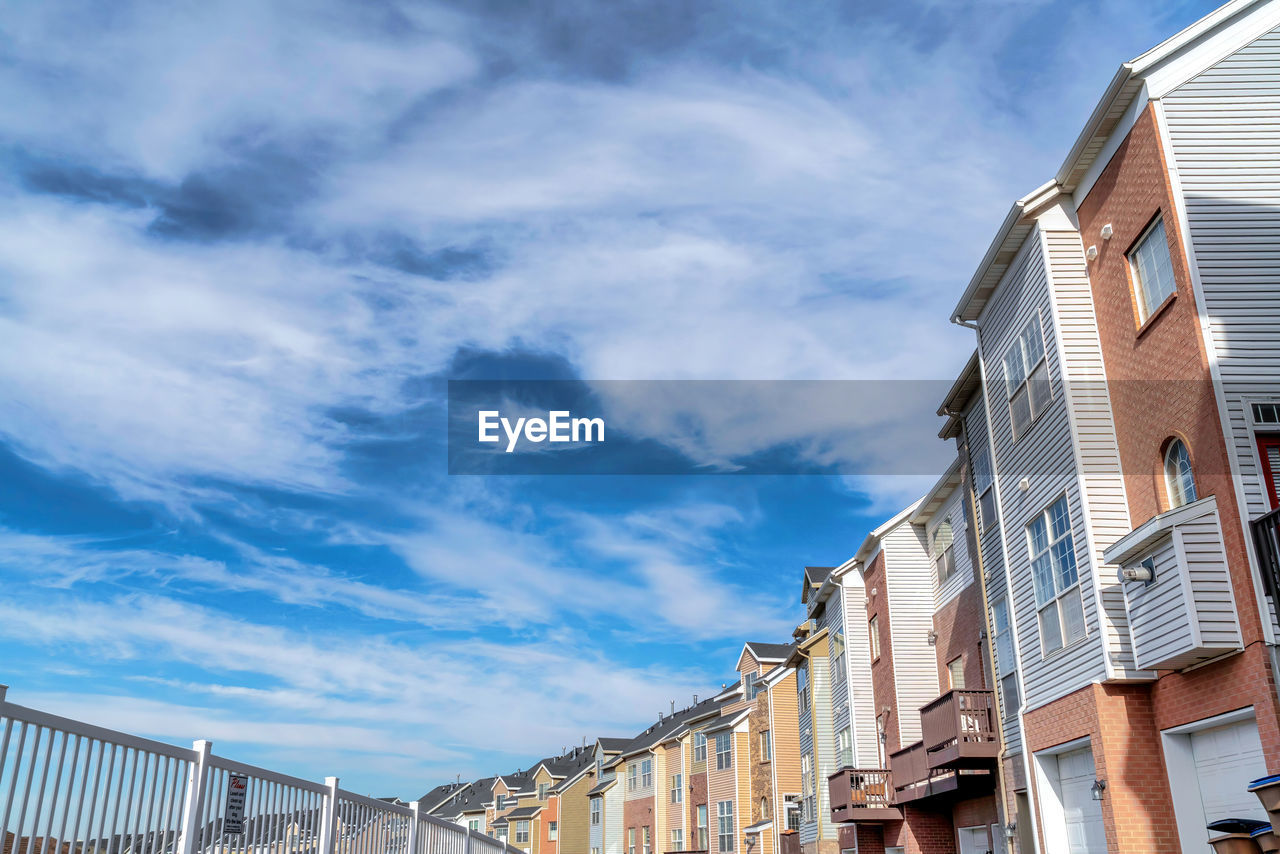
(548, 411), (571, 442)
(478, 411), (500, 443)
(525, 418), (548, 443)
(573, 417), (605, 443)
(480, 410), (605, 452)
(502, 417), (526, 453)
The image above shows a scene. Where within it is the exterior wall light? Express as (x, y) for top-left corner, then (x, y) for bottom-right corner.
(1101, 223), (1114, 240)
(1091, 778), (1107, 801)
(1086, 245), (1099, 260)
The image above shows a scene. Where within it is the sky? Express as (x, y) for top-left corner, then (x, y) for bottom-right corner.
(0, 0), (1223, 798)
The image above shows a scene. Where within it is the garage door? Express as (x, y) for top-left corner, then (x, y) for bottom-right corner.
(1192, 719), (1268, 823)
(1058, 747), (1107, 854)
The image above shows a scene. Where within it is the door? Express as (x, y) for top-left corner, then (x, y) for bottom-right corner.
(1259, 434), (1280, 508)
(1057, 747), (1107, 854)
(1191, 719), (1267, 824)
(957, 826), (990, 854)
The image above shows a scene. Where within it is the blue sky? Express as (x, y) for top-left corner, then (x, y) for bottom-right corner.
(0, 0), (1221, 797)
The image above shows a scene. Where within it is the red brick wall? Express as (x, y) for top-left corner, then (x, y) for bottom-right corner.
(687, 770), (707, 848)
(932, 582), (989, 692)
(625, 798), (654, 854)
(863, 550), (899, 755)
(1075, 100), (1280, 762)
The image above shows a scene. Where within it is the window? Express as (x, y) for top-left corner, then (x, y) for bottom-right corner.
(743, 673), (760, 701)
(697, 806), (708, 850)
(991, 598), (1020, 718)
(671, 830), (683, 851)
(628, 829), (635, 854)
(1028, 495), (1086, 655)
(1253, 403), (1280, 425)
(538, 783), (549, 800)
(830, 628), (845, 683)
(593, 848), (601, 854)
(786, 804), (800, 832)
(643, 826), (651, 854)
(549, 822), (557, 841)
(760, 730), (772, 762)
(1004, 315), (1051, 439)
(515, 822), (530, 844)
(932, 518), (956, 584)
(640, 759), (652, 789)
(693, 732), (707, 763)
(496, 795), (507, 811)
(717, 801), (734, 853)
(971, 443), (997, 530)
(715, 733), (733, 770)
(628, 764), (638, 791)
(497, 828), (508, 841)
(759, 797), (768, 819)
(469, 821), (480, 832)
(1130, 217), (1178, 322)
(591, 798), (601, 826)
(946, 656), (965, 690)
(1164, 439), (1197, 509)
(800, 755), (813, 824)
(670, 774), (682, 803)
(868, 616), (881, 661)
(836, 728), (852, 768)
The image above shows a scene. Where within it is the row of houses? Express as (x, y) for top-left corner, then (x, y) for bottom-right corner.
(420, 1), (1280, 851)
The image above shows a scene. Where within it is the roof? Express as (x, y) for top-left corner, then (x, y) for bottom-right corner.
(596, 737), (629, 752)
(743, 820), (774, 835)
(743, 641), (793, 662)
(908, 457), (963, 525)
(503, 806), (544, 820)
(610, 696), (728, 762)
(586, 778), (616, 797)
(937, 350), (982, 439)
(431, 778), (494, 818)
(800, 566), (833, 604)
(416, 783), (468, 813)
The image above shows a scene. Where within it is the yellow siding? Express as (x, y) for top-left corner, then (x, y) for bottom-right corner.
(654, 749), (667, 852)
(734, 731), (750, 854)
(559, 775), (592, 854)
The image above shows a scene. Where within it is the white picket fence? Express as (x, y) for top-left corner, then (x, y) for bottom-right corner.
(0, 687), (519, 854)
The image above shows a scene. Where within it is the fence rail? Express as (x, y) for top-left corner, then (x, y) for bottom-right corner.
(0, 688), (520, 854)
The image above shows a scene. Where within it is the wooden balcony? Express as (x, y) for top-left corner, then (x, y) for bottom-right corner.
(1253, 506), (1280, 603)
(888, 742), (927, 797)
(889, 740), (995, 804)
(920, 689), (999, 769)
(826, 768), (902, 822)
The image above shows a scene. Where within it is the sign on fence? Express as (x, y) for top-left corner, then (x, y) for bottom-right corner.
(225, 773), (249, 834)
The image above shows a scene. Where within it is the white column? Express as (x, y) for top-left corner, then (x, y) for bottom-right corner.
(318, 778), (340, 854)
(176, 741), (213, 854)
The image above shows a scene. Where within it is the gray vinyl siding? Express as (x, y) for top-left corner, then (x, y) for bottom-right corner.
(840, 580), (879, 767)
(796, 660), (816, 847)
(1120, 499), (1244, 670)
(882, 521), (940, 747)
(821, 585), (851, 768)
(590, 797), (604, 853)
(1163, 25), (1280, 553)
(976, 228), (1108, 711)
(624, 753), (655, 801)
(1042, 227), (1143, 678)
(966, 393), (1024, 755)
(811, 656), (836, 841)
(929, 485), (973, 609)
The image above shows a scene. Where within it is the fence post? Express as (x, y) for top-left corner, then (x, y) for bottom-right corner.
(318, 777), (340, 854)
(177, 740), (213, 854)
(408, 802), (420, 854)
(464, 828), (473, 854)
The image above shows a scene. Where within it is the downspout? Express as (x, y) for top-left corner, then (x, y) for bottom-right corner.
(944, 406), (1013, 850)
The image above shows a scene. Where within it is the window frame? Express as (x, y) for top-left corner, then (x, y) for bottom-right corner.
(932, 517), (956, 585)
(671, 829), (683, 852)
(868, 615), (881, 661)
(946, 655), (965, 690)
(1003, 313), (1052, 440)
(717, 801), (734, 853)
(548, 822), (557, 841)
(714, 733), (733, 770)
(693, 732), (707, 763)
(643, 826), (651, 854)
(760, 730), (772, 762)
(628, 829), (635, 854)
(670, 774), (682, 804)
(515, 821), (531, 845)
(696, 805), (708, 850)
(538, 783), (549, 800)
(1128, 215), (1178, 324)
(1027, 494), (1087, 656)
(640, 758), (653, 789)
(1163, 438), (1197, 509)
(590, 798), (601, 826)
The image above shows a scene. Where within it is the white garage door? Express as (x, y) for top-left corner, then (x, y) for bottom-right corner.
(1192, 719), (1268, 823)
(1058, 747), (1107, 854)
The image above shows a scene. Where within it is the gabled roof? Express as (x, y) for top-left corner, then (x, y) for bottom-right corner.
(853, 498), (925, 569)
(609, 696), (727, 762)
(908, 457), (963, 525)
(503, 806), (544, 820)
(800, 566), (833, 604)
(431, 778), (493, 818)
(743, 641), (793, 662)
(596, 737), (629, 753)
(937, 350), (981, 440)
(702, 708), (750, 734)
(587, 778), (616, 797)
(417, 783), (468, 814)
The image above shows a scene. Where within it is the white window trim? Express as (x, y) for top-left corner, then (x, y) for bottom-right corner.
(1128, 216), (1178, 323)
(1027, 494), (1088, 657)
(1004, 311), (1052, 440)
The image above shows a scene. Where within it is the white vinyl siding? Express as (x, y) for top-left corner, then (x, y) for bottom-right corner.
(883, 519), (941, 748)
(1162, 23), (1280, 543)
(841, 579), (880, 768)
(1004, 313), (1052, 440)
(811, 656), (836, 840)
(929, 485), (973, 608)
(976, 227), (1107, 711)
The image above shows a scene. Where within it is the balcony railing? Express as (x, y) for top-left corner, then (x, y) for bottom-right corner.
(888, 741), (926, 793)
(920, 689), (999, 768)
(1254, 506), (1280, 603)
(827, 768), (901, 822)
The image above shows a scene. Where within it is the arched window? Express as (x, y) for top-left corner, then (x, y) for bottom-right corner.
(1164, 439), (1197, 509)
